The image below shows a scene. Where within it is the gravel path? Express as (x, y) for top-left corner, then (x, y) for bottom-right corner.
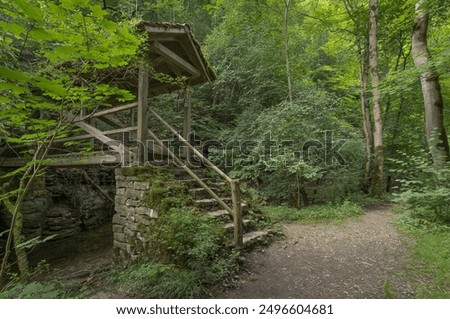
(216, 205), (416, 299)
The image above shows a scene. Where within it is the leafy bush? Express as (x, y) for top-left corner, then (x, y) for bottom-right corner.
(263, 201), (363, 223)
(218, 90), (365, 207)
(0, 261), (88, 299)
(0, 280), (66, 299)
(391, 151), (450, 224)
(142, 208), (227, 270)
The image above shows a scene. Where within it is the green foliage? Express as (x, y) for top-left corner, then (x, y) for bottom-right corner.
(0, 280), (67, 299)
(0, 0), (142, 149)
(395, 213), (450, 298)
(110, 206), (236, 298)
(391, 151), (450, 224)
(262, 201), (363, 224)
(0, 261), (88, 299)
(109, 262), (205, 298)
(222, 90), (365, 206)
(142, 208), (227, 269)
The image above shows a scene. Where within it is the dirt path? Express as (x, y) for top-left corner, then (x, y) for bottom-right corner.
(216, 205), (416, 299)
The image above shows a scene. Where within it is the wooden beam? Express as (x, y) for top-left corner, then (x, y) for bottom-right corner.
(74, 121), (130, 164)
(137, 64), (149, 163)
(143, 25), (186, 35)
(231, 179), (243, 250)
(79, 102), (137, 121)
(153, 41), (200, 78)
(0, 153), (122, 168)
(55, 126), (137, 143)
(178, 38), (210, 82)
(183, 90), (192, 159)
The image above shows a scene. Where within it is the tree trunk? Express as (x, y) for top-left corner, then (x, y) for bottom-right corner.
(368, 0), (384, 197)
(284, 0), (293, 103)
(412, 0), (450, 164)
(357, 39), (373, 193)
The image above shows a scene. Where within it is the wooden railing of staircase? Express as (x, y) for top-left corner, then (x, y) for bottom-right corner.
(148, 108), (243, 249)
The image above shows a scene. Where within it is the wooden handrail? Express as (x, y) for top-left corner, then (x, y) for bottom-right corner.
(147, 128), (233, 215)
(149, 108), (232, 183)
(79, 102), (138, 121)
(55, 126), (137, 143)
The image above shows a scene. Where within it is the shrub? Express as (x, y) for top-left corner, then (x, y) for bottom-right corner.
(391, 151), (450, 224)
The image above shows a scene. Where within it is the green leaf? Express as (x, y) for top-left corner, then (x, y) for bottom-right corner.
(13, 0), (44, 23)
(0, 67), (31, 82)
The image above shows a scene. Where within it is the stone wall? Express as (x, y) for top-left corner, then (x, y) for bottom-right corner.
(113, 169), (157, 260)
(0, 168), (115, 261)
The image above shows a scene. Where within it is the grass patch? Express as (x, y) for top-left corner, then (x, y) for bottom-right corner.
(109, 262), (206, 298)
(395, 212), (450, 298)
(262, 201), (363, 224)
(382, 279), (397, 299)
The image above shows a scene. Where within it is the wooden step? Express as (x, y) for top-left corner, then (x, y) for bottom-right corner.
(207, 209), (230, 219)
(222, 219), (252, 232)
(179, 178), (214, 188)
(189, 187), (224, 199)
(242, 230), (271, 247)
(195, 197), (232, 210)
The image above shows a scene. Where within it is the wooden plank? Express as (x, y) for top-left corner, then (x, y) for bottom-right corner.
(74, 121), (129, 158)
(143, 25), (186, 35)
(55, 126), (137, 143)
(79, 102), (138, 120)
(231, 179), (243, 250)
(153, 41), (200, 78)
(178, 38), (210, 82)
(0, 153), (121, 168)
(137, 65), (149, 163)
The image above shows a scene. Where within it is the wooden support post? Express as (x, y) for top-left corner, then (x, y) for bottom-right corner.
(183, 90), (192, 159)
(80, 108), (95, 149)
(137, 64), (149, 164)
(231, 179), (243, 250)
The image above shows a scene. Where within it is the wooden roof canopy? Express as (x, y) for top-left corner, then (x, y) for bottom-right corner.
(137, 21), (216, 96)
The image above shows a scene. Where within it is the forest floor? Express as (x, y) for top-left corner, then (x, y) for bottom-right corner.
(45, 205), (418, 298)
(215, 204), (417, 298)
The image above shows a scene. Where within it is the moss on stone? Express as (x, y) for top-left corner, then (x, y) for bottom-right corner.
(120, 164), (193, 213)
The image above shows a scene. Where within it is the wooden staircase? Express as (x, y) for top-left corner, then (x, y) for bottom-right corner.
(154, 162), (270, 248)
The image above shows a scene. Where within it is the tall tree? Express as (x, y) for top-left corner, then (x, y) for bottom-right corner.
(368, 0), (384, 196)
(412, 0), (450, 164)
(283, 0), (293, 102)
(342, 0), (373, 192)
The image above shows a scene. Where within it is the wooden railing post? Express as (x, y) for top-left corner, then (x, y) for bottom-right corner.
(182, 89), (192, 159)
(231, 179), (243, 250)
(137, 64), (149, 164)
